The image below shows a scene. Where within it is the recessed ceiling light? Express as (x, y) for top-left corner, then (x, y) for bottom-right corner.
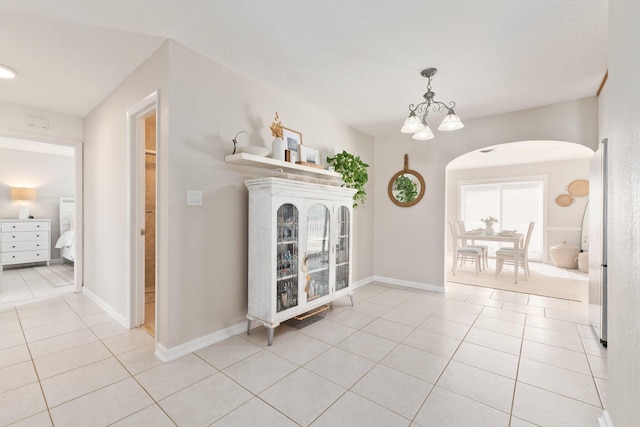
(0, 64), (18, 79)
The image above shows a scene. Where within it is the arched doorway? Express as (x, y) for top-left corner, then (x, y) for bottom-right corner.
(444, 140), (594, 290)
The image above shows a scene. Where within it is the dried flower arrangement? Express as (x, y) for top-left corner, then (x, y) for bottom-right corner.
(270, 112), (283, 138)
(481, 216), (499, 226)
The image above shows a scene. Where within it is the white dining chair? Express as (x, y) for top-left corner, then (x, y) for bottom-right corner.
(495, 222), (535, 280)
(449, 221), (483, 275)
(457, 220), (488, 270)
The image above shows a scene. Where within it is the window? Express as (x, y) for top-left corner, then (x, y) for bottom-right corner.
(460, 179), (544, 260)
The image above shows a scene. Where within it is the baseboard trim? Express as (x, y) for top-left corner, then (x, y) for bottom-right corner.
(154, 276), (377, 362)
(81, 287), (129, 329)
(373, 275), (445, 293)
(352, 276), (374, 289)
(599, 410), (614, 427)
(154, 321), (247, 362)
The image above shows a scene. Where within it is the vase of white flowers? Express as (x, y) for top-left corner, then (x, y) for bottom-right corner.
(481, 216), (498, 235)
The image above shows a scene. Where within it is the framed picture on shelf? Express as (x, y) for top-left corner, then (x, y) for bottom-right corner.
(299, 145), (321, 165)
(283, 127), (302, 153)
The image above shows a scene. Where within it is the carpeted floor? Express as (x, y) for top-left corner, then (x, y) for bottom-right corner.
(447, 261), (585, 301)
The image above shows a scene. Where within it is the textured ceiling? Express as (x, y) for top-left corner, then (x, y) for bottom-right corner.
(0, 0), (607, 138)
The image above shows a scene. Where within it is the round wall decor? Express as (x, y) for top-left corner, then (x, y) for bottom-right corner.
(568, 179), (589, 197)
(556, 194), (575, 207)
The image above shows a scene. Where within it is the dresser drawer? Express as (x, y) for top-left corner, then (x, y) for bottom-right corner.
(0, 250), (50, 264)
(0, 221), (50, 232)
(1, 241), (48, 252)
(1, 231), (49, 243)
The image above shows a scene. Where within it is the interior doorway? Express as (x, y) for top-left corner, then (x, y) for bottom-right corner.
(127, 90), (158, 336)
(142, 114), (157, 336)
(0, 135), (83, 302)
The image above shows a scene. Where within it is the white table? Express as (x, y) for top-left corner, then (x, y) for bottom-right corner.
(456, 232), (523, 284)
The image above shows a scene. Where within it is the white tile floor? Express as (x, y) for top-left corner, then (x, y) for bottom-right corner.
(0, 270), (606, 426)
(0, 264), (74, 305)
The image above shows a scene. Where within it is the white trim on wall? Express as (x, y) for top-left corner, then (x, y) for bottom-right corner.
(373, 275), (444, 293)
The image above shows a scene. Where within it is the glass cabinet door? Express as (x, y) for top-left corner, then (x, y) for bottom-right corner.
(305, 204), (330, 300)
(335, 206), (350, 291)
(276, 204), (298, 312)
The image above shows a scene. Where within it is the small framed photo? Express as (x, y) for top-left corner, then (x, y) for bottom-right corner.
(282, 127), (302, 152)
(299, 145), (320, 165)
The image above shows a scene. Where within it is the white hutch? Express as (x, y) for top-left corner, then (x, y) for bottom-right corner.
(243, 175), (356, 345)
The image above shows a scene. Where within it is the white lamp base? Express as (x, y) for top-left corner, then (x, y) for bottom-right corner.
(18, 204), (29, 219)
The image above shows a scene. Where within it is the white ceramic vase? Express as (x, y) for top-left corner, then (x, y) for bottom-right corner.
(485, 223), (495, 235)
(272, 137), (286, 161)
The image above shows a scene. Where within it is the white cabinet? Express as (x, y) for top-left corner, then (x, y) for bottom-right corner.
(0, 219), (51, 271)
(245, 177), (356, 345)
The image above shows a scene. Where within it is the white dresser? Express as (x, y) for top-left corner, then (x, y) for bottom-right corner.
(0, 219), (51, 271)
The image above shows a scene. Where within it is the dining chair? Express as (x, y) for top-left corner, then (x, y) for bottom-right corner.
(457, 220), (488, 270)
(495, 221), (535, 280)
(449, 221), (483, 275)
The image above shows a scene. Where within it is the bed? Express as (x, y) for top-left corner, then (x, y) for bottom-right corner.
(55, 197), (75, 263)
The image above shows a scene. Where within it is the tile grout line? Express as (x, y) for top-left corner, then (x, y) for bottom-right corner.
(13, 300), (57, 427)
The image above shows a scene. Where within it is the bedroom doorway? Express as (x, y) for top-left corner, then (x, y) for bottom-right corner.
(0, 135), (83, 302)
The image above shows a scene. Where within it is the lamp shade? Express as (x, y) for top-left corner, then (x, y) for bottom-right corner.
(438, 111), (464, 131)
(401, 114), (425, 134)
(11, 187), (36, 201)
(412, 125), (435, 141)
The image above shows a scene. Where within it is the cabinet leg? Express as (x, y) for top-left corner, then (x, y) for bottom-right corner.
(349, 294), (355, 306)
(267, 327), (274, 346)
(246, 319), (251, 336)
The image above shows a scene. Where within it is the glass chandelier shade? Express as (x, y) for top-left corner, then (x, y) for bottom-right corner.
(412, 125), (435, 140)
(438, 110), (464, 131)
(400, 113), (425, 134)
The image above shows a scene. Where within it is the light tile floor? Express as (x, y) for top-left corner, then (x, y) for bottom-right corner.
(0, 269), (606, 426)
(0, 264), (74, 305)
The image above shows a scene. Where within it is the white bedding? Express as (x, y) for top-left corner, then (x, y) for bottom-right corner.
(55, 229), (74, 248)
(59, 198), (76, 262)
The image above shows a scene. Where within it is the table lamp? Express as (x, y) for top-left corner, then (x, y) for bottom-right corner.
(11, 187), (36, 219)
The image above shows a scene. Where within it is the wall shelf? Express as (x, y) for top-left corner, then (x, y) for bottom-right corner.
(225, 152), (341, 180)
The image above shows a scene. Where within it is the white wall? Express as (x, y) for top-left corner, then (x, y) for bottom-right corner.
(83, 40), (374, 352)
(0, 148), (75, 259)
(446, 158), (590, 261)
(374, 98), (598, 290)
(83, 42), (170, 323)
(0, 101), (82, 143)
(604, 1), (640, 425)
(164, 42), (374, 348)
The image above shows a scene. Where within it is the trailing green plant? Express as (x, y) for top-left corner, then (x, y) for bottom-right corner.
(393, 175), (418, 204)
(326, 150), (369, 208)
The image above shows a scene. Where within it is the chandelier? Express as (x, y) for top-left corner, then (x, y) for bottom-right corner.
(401, 68), (464, 140)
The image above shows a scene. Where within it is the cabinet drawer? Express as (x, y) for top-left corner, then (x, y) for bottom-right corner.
(1, 231), (49, 243)
(1, 250), (50, 264)
(1, 241), (48, 252)
(1, 221), (50, 232)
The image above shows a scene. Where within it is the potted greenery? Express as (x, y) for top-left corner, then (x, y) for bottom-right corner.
(326, 150), (369, 208)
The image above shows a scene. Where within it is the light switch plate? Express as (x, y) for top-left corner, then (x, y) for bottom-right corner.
(186, 189), (203, 206)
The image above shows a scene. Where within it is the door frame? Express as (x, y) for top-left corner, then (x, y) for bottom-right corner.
(126, 91), (158, 330)
(0, 130), (83, 293)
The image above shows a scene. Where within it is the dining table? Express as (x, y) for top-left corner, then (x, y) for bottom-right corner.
(456, 231), (524, 284)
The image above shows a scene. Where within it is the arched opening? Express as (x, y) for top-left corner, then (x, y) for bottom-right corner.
(444, 140), (594, 299)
